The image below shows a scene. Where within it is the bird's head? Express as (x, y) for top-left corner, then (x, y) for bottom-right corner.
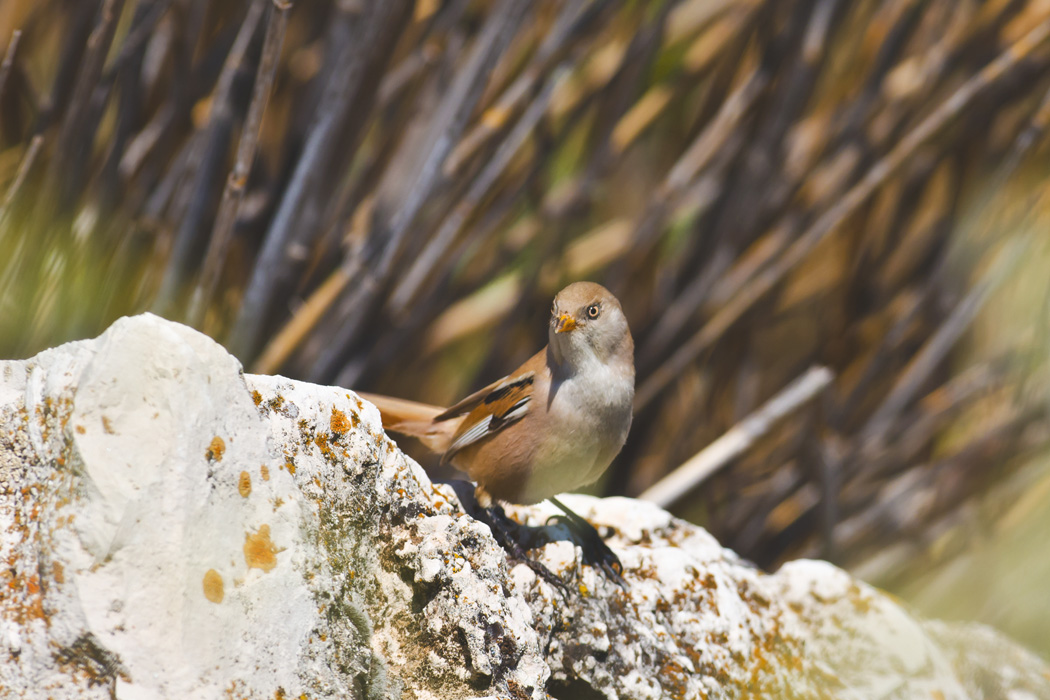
(548, 281), (633, 371)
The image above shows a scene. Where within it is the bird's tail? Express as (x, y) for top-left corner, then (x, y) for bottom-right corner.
(357, 392), (458, 455)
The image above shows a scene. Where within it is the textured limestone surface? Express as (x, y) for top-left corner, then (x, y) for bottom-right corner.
(2, 314), (1049, 700)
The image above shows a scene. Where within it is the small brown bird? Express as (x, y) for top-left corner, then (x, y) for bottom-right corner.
(361, 281), (634, 586)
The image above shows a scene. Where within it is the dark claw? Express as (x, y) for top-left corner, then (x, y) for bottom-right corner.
(548, 497), (627, 589)
(477, 504), (571, 595)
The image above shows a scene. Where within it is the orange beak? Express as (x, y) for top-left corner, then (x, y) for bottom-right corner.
(554, 314), (577, 333)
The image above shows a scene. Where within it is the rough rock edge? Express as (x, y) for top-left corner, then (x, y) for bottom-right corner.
(0, 314), (1046, 700)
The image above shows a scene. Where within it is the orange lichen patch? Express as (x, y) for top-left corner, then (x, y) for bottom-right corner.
(251, 390), (263, 406)
(238, 471), (252, 497)
(314, 433), (335, 461)
(203, 569), (225, 603)
(5, 568), (47, 625)
(330, 407), (352, 434)
(75, 425), (86, 434)
(244, 525), (279, 572)
(260, 464), (270, 481)
(52, 561), (65, 584)
(206, 436), (226, 462)
(223, 679), (249, 699)
(657, 659), (690, 698)
(847, 583), (873, 614)
(101, 416), (115, 434)
(284, 460), (296, 475)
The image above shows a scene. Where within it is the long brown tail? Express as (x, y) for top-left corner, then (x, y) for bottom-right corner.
(357, 392), (459, 455)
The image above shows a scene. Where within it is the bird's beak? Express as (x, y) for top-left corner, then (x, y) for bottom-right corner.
(554, 314), (577, 333)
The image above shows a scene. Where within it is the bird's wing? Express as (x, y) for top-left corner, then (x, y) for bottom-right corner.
(362, 349), (548, 463)
(439, 349), (548, 463)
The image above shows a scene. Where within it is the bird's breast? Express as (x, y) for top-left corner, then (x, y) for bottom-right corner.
(531, 364), (634, 495)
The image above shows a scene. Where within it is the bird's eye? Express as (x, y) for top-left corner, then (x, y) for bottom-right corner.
(586, 303), (601, 319)
(551, 302), (557, 316)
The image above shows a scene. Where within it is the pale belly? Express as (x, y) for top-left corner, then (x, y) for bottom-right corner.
(520, 371), (633, 503)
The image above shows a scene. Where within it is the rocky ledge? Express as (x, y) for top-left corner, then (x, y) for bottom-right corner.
(2, 314), (1048, 699)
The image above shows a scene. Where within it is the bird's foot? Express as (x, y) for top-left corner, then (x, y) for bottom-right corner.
(477, 504), (571, 595)
(547, 496), (627, 589)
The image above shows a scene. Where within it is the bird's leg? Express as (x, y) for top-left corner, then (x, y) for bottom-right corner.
(547, 496), (627, 588)
(475, 502), (570, 594)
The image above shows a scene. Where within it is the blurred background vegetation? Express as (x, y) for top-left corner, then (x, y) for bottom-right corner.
(2, 0), (1049, 657)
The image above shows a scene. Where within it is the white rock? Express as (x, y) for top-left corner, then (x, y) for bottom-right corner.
(1, 314), (1048, 699)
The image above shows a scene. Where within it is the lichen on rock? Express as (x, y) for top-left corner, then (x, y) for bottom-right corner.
(1, 314), (1048, 699)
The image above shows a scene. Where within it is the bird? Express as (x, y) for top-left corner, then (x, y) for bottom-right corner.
(360, 281), (634, 588)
